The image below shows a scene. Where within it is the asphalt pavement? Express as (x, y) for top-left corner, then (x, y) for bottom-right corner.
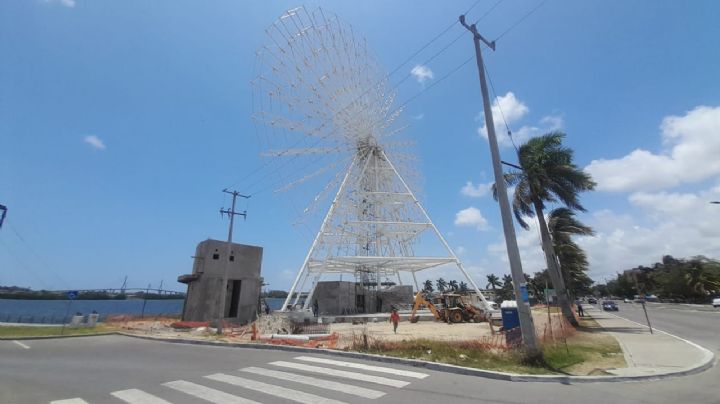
(1, 302), (718, 404)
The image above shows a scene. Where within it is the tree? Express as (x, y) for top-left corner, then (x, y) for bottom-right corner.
(496, 274), (515, 302)
(459, 281), (468, 292)
(422, 279), (434, 293)
(436, 278), (447, 293)
(486, 274), (501, 290)
(683, 257), (720, 297)
(548, 208), (595, 297)
(448, 280), (459, 291)
(496, 132), (596, 325)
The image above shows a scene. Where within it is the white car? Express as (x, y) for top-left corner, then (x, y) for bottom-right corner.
(713, 297), (720, 308)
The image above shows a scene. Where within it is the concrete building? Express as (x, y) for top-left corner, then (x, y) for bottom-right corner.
(178, 239), (262, 324)
(312, 281), (414, 315)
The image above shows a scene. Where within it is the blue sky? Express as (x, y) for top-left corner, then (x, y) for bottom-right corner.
(2, 0), (719, 292)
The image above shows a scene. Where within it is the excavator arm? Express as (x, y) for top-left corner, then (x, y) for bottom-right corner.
(409, 291), (441, 322)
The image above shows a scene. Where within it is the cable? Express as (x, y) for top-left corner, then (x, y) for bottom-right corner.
(6, 221), (70, 289)
(494, 0), (548, 42)
(484, 59), (519, 152)
(385, 55), (476, 122)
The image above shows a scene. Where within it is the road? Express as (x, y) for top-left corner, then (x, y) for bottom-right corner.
(1, 304), (718, 404)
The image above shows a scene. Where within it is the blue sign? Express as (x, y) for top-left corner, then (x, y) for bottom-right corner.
(67, 291), (78, 300)
(519, 285), (529, 303)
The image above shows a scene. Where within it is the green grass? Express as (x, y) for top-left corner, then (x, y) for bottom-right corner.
(348, 338), (558, 374)
(0, 325), (115, 338)
(346, 319), (624, 375)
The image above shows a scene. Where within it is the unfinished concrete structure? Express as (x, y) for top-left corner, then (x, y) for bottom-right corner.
(178, 239), (262, 324)
(311, 281), (413, 316)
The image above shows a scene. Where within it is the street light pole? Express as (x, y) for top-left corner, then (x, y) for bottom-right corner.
(459, 15), (540, 354)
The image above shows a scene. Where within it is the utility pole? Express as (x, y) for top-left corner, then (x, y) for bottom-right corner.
(0, 204), (7, 229)
(216, 189), (249, 334)
(460, 15), (540, 354)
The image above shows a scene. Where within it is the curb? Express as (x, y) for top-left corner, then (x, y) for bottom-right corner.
(116, 332), (714, 384)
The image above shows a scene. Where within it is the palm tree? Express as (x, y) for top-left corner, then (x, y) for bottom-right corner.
(684, 257), (720, 297)
(496, 132), (596, 325)
(486, 274), (501, 290)
(502, 274), (513, 287)
(436, 278), (447, 292)
(423, 279), (434, 293)
(459, 281), (468, 292)
(448, 280), (459, 291)
(548, 208), (595, 297)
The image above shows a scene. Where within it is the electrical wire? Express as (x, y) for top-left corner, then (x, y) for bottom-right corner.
(494, 0), (548, 42)
(484, 59), (519, 152)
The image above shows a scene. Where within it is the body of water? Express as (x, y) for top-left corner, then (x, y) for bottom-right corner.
(0, 297), (287, 324)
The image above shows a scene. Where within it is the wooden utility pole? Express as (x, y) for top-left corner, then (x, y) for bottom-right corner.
(459, 15), (540, 354)
(216, 189), (249, 334)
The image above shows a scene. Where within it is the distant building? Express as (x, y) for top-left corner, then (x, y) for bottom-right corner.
(178, 239), (262, 324)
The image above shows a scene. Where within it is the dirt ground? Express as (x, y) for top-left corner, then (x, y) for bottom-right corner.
(331, 319), (495, 347)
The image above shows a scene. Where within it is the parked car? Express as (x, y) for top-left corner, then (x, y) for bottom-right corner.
(713, 297), (720, 308)
(623, 298), (630, 303)
(588, 297), (598, 304)
(602, 301), (619, 311)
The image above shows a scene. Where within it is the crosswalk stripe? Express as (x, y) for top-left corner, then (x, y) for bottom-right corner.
(240, 366), (385, 399)
(163, 380), (261, 404)
(50, 400), (89, 404)
(294, 356), (429, 379)
(111, 388), (173, 404)
(269, 361), (410, 388)
(206, 373), (346, 404)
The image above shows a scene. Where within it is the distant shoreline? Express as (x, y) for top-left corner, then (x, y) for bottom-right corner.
(0, 292), (185, 301)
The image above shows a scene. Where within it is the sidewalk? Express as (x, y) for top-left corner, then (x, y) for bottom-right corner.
(585, 306), (714, 377)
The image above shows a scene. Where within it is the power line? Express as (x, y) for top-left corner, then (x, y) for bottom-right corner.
(484, 59), (519, 152)
(494, 0), (548, 42)
(392, 55), (475, 114)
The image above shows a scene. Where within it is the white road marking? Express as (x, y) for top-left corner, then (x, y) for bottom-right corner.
(163, 380), (261, 404)
(240, 366), (385, 399)
(112, 388), (174, 404)
(206, 373), (346, 404)
(50, 399), (89, 404)
(13, 340), (30, 349)
(294, 356), (428, 379)
(269, 361), (410, 388)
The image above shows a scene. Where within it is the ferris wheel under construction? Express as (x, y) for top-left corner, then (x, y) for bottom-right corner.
(251, 6), (492, 313)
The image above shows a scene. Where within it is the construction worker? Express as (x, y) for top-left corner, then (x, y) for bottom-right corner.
(390, 308), (400, 334)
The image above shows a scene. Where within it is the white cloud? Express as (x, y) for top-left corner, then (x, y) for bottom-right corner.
(83, 135), (106, 150)
(487, 217), (547, 274)
(454, 207), (489, 231)
(460, 181), (491, 198)
(456, 246), (466, 255)
(578, 185), (720, 281)
(45, 0), (76, 7)
(585, 105), (720, 192)
(410, 65), (434, 84)
(476, 92), (563, 148)
(412, 113), (425, 120)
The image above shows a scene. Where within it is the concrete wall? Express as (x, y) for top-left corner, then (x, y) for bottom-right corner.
(378, 285), (414, 311)
(313, 281), (357, 315)
(312, 282), (414, 315)
(179, 239), (262, 324)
